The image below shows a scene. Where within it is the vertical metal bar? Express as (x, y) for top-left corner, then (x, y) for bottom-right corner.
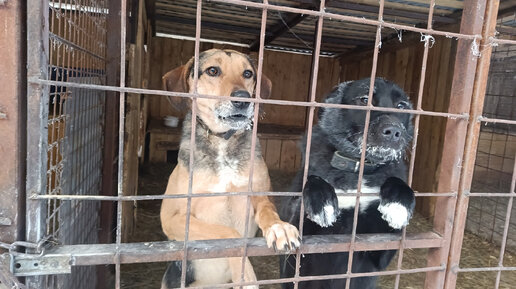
(240, 1), (269, 285)
(26, 0), (50, 288)
(423, 0), (488, 287)
(180, 0), (202, 287)
(442, 0), (501, 288)
(494, 155), (516, 288)
(115, 0), (128, 287)
(99, 0), (121, 254)
(395, 1), (435, 287)
(344, 1), (384, 288)
(293, 1), (325, 288)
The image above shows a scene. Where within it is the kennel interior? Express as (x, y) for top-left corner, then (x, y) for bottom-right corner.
(0, 0), (515, 288)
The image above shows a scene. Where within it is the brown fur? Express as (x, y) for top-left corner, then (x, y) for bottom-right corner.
(160, 49), (299, 288)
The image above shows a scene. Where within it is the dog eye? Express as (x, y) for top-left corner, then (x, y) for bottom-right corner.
(205, 66), (220, 77)
(397, 101), (409, 109)
(243, 70), (253, 79)
(360, 96), (369, 104)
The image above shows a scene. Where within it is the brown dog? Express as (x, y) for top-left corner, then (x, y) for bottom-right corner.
(160, 49), (300, 288)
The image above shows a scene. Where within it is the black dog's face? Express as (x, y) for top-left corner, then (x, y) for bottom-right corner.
(319, 78), (414, 164)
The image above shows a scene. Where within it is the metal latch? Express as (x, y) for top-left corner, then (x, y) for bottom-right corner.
(1, 239), (71, 277)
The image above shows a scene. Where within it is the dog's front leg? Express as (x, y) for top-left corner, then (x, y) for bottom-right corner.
(252, 196), (300, 252)
(377, 177), (416, 229)
(228, 257), (259, 289)
(161, 211), (259, 288)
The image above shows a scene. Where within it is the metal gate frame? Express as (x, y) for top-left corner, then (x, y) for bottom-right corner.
(18, 0), (516, 289)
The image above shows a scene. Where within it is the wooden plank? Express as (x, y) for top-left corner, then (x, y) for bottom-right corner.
(381, 52), (392, 79)
(123, 44), (139, 240)
(358, 57), (373, 79)
(413, 39), (438, 215)
(265, 139), (282, 170)
(122, 0), (148, 240)
(422, 38), (455, 217)
(394, 47), (410, 88)
(149, 37), (163, 118)
(279, 140), (298, 173)
(403, 45), (417, 97)
(259, 138), (267, 159)
(262, 50), (308, 127)
(294, 145), (303, 173)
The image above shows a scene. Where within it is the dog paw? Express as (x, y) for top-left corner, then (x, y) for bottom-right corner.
(264, 222), (300, 252)
(303, 175), (339, 228)
(378, 177), (415, 229)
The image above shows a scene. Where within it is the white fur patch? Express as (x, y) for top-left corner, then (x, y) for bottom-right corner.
(308, 203), (337, 227)
(377, 202), (410, 229)
(336, 185), (380, 212)
(191, 258), (232, 285)
(211, 142), (248, 192)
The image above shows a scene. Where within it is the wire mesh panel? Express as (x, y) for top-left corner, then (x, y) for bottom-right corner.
(468, 36), (516, 249)
(27, 1), (108, 288)
(445, 3), (516, 289)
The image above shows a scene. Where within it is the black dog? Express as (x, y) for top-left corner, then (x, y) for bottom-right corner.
(280, 78), (416, 289)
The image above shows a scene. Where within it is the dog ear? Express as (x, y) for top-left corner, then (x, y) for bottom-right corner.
(162, 63), (191, 112)
(258, 74), (272, 99)
(162, 64), (189, 92)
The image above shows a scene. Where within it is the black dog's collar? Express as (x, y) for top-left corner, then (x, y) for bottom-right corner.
(330, 151), (381, 174)
(196, 117), (237, 140)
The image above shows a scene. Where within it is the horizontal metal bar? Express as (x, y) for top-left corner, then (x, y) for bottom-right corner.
(456, 266), (516, 273)
(183, 265), (446, 289)
(30, 191), (457, 201)
(489, 37), (516, 46)
(29, 79), (470, 119)
(478, 116), (516, 125)
(11, 254), (71, 277)
(39, 232), (442, 267)
(32, 191), (302, 200)
(468, 192), (516, 197)
(49, 33), (106, 61)
(326, 1), (456, 24)
(209, 0), (480, 41)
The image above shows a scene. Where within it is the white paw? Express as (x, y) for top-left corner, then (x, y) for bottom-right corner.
(264, 222), (300, 252)
(377, 202), (410, 229)
(307, 203), (337, 227)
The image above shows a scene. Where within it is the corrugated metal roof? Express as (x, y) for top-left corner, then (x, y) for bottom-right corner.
(153, 0), (467, 55)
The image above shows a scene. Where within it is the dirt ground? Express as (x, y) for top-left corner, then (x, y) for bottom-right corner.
(121, 163), (516, 289)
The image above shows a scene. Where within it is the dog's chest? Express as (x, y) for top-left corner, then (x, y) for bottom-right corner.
(335, 181), (380, 212)
(210, 142), (249, 191)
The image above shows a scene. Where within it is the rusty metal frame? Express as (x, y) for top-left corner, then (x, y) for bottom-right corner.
(20, 0), (516, 288)
(441, 0), (511, 288)
(25, 0), (50, 288)
(0, 0), (27, 247)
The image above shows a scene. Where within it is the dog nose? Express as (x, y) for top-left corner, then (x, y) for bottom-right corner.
(231, 90), (251, 109)
(382, 125), (402, 142)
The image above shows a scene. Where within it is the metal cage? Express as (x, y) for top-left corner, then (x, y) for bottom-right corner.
(11, 0), (516, 289)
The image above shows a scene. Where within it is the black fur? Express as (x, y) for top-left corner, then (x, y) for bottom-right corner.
(279, 78), (416, 289)
(161, 261), (195, 289)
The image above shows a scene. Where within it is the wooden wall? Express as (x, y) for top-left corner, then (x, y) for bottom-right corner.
(146, 37), (341, 128)
(142, 33), (459, 217)
(123, 0), (149, 240)
(340, 35), (458, 217)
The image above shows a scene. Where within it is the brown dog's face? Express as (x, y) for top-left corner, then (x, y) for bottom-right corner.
(162, 49), (272, 133)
